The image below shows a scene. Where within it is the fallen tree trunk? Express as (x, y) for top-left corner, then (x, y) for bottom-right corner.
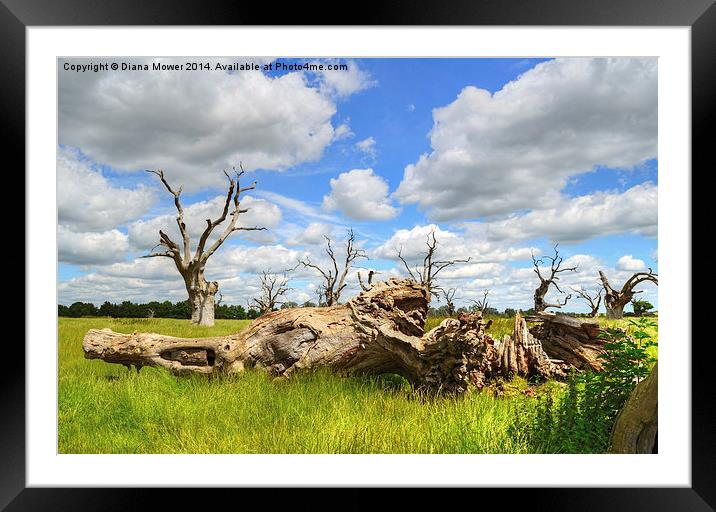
(526, 312), (606, 371)
(609, 363), (658, 454)
(84, 279), (605, 393)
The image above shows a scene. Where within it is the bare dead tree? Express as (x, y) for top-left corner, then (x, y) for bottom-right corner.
(252, 270), (291, 315)
(142, 167), (265, 326)
(397, 229), (470, 299)
(313, 285), (327, 307)
(437, 287), (457, 317)
(358, 269), (379, 291)
(570, 286), (602, 317)
(531, 244), (577, 312)
(599, 269), (658, 319)
(472, 289), (490, 315)
(299, 228), (367, 306)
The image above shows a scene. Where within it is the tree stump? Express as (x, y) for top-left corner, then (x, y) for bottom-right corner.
(84, 279), (606, 393)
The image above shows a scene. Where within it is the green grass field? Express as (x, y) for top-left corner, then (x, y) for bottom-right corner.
(58, 316), (656, 454)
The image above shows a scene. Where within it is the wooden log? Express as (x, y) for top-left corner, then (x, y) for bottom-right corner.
(84, 279), (607, 393)
(528, 313), (606, 371)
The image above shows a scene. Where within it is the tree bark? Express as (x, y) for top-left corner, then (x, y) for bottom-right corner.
(190, 289), (216, 326)
(187, 279), (218, 326)
(605, 307), (624, 320)
(84, 279), (606, 393)
(609, 363), (658, 454)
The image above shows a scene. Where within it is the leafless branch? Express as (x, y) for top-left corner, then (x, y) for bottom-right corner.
(437, 287), (457, 316)
(298, 229), (367, 306)
(570, 286), (602, 317)
(252, 270), (291, 315)
(472, 289), (490, 315)
(396, 229), (470, 297)
(358, 269), (379, 291)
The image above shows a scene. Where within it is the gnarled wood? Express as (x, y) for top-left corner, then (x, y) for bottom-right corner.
(84, 279), (607, 393)
(142, 167), (265, 326)
(599, 269), (658, 320)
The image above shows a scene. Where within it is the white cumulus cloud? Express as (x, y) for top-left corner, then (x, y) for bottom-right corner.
(58, 147), (156, 232)
(59, 57), (340, 190)
(616, 254), (646, 271)
(394, 58), (657, 220)
(462, 182), (657, 244)
(355, 137), (377, 158)
(311, 59), (376, 98)
(322, 169), (399, 221)
(58, 225), (129, 265)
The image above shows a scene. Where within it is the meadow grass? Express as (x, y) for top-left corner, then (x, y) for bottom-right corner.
(58, 315), (655, 454)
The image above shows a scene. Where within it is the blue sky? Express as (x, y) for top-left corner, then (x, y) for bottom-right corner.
(57, 57), (658, 312)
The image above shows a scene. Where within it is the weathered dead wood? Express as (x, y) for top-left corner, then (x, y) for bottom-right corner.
(397, 228), (469, 298)
(526, 311), (606, 371)
(495, 312), (568, 379)
(609, 363), (658, 454)
(142, 167), (265, 326)
(84, 279), (608, 393)
(599, 269), (658, 320)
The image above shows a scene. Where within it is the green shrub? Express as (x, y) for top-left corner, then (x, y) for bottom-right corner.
(511, 317), (657, 453)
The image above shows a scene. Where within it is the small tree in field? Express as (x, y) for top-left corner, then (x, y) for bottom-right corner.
(631, 299), (654, 317)
(142, 167), (264, 326)
(599, 269), (658, 319)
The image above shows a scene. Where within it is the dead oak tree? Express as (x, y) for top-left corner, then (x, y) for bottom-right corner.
(84, 278), (612, 394)
(598, 269), (658, 319)
(298, 229), (366, 306)
(397, 229), (469, 299)
(142, 167), (264, 326)
(531, 244), (577, 313)
(252, 270), (291, 315)
(570, 286), (603, 317)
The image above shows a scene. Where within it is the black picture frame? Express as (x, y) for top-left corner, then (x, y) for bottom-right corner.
(4, 0), (710, 509)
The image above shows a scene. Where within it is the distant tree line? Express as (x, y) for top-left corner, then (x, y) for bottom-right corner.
(58, 300), (260, 320)
(58, 299), (322, 319)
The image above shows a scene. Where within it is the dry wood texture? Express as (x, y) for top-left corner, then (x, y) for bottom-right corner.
(84, 279), (606, 393)
(526, 311), (606, 371)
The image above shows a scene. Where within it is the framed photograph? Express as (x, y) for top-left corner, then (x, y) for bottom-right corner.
(6, 0), (712, 508)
